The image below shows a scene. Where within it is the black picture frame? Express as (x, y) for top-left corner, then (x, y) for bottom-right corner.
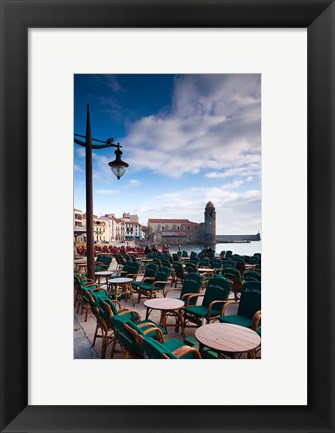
(1, 1), (334, 432)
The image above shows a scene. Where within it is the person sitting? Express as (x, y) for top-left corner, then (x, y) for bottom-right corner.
(152, 244), (159, 253)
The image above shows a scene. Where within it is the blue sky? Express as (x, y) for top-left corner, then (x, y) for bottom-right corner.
(74, 74), (261, 234)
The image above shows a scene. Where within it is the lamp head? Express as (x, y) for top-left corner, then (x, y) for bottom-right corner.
(108, 144), (129, 180)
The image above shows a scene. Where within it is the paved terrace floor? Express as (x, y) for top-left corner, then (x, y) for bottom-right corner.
(74, 258), (261, 359)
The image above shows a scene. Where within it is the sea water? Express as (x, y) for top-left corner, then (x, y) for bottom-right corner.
(168, 241), (262, 256)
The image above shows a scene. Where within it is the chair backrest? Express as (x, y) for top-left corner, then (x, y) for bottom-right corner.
(199, 257), (210, 267)
(122, 260), (132, 274)
(210, 258), (222, 269)
(122, 261), (140, 276)
(160, 260), (171, 268)
(173, 262), (185, 280)
(115, 254), (125, 265)
(97, 294), (119, 318)
(82, 287), (100, 311)
(74, 273), (96, 290)
(246, 256), (258, 264)
(238, 281), (261, 318)
(222, 267), (242, 283)
(190, 251), (197, 260)
(185, 262), (197, 273)
(225, 250), (233, 258)
(235, 258), (246, 273)
(220, 251), (225, 257)
(101, 255), (112, 266)
(202, 277), (231, 309)
(180, 273), (202, 305)
(243, 270), (261, 282)
(154, 266), (171, 288)
(144, 263), (158, 278)
(111, 316), (144, 358)
(181, 251), (188, 257)
(153, 258), (162, 267)
(223, 259), (237, 268)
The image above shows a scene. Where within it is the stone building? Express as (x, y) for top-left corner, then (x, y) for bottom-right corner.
(147, 201), (216, 246)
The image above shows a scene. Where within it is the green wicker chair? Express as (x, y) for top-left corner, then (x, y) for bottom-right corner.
(119, 261), (140, 278)
(137, 266), (171, 303)
(74, 273), (97, 320)
(172, 261), (186, 287)
(165, 272), (202, 304)
(219, 280), (261, 329)
(110, 315), (166, 359)
(182, 277), (231, 333)
(221, 267), (243, 300)
(95, 255), (112, 272)
(163, 273), (203, 332)
(83, 289), (132, 358)
(131, 263), (158, 294)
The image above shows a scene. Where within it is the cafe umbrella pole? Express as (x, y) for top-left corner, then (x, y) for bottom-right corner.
(74, 104), (129, 281)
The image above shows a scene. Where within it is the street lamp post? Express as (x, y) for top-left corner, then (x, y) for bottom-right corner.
(74, 104), (128, 281)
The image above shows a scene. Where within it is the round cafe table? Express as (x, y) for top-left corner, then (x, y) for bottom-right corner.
(144, 298), (184, 333)
(198, 268), (215, 277)
(108, 277), (134, 306)
(95, 270), (114, 287)
(195, 323), (261, 359)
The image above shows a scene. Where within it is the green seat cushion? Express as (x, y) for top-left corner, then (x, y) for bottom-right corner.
(255, 327), (261, 336)
(163, 339), (194, 359)
(143, 338), (177, 359)
(183, 305), (222, 318)
(140, 283), (164, 291)
(137, 319), (167, 335)
(131, 281), (142, 288)
(219, 314), (252, 328)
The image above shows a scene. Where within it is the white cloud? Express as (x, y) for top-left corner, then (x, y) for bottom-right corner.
(205, 162), (261, 179)
(123, 74), (261, 178)
(128, 179), (140, 187)
(133, 184), (261, 234)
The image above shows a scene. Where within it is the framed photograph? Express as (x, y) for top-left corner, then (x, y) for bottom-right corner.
(1, 1), (334, 432)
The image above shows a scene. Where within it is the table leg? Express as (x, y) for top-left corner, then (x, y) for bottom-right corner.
(175, 309), (182, 333)
(161, 311), (167, 330)
(128, 284), (135, 307)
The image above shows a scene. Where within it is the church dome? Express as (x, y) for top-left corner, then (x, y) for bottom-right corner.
(205, 201), (215, 209)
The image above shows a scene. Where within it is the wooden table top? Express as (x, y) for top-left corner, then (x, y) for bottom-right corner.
(144, 298), (184, 311)
(108, 277), (133, 284)
(195, 323), (260, 355)
(95, 271), (113, 276)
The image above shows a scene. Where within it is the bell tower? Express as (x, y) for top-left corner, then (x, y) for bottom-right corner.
(203, 201), (216, 245)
